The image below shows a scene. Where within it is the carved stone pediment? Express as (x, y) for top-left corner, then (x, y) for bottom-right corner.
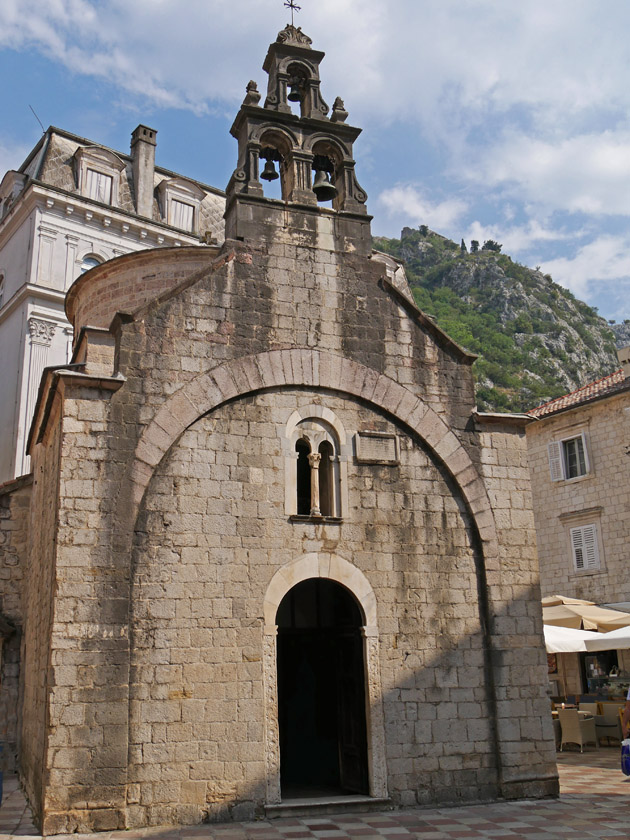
(276, 25), (312, 47)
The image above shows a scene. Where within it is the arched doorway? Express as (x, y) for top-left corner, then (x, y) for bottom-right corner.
(276, 578), (369, 798)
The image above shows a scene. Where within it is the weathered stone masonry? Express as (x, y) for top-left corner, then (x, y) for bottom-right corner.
(6, 25), (558, 835)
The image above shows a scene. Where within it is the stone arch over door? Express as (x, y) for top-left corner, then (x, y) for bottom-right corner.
(126, 348), (500, 572)
(262, 553), (386, 804)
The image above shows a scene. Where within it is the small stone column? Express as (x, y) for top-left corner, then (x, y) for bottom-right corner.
(308, 452), (322, 516)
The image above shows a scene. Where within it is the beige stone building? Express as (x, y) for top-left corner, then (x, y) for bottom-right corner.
(527, 349), (630, 695)
(0, 25), (557, 834)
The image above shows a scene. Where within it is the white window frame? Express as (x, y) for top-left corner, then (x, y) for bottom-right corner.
(158, 177), (205, 235)
(569, 523), (601, 573)
(547, 431), (590, 482)
(74, 146), (125, 207)
(85, 169), (113, 204)
(282, 405), (350, 518)
(169, 197), (195, 232)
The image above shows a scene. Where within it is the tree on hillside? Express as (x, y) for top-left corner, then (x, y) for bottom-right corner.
(482, 239), (502, 252)
(460, 238), (467, 254)
(419, 224), (429, 236)
(470, 240), (479, 253)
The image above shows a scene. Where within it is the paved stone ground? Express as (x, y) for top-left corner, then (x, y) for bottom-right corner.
(1, 749), (629, 840)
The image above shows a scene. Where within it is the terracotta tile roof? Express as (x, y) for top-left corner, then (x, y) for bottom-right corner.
(528, 368), (628, 418)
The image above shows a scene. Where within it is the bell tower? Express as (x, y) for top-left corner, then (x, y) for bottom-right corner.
(225, 25), (371, 254)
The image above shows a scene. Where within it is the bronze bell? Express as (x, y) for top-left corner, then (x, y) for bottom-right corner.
(312, 169), (338, 202)
(261, 159), (279, 181)
(288, 81), (302, 102)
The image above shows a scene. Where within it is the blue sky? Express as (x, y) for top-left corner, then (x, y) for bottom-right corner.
(2, 0), (630, 321)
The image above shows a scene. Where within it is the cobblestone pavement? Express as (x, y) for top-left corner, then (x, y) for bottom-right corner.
(1, 749), (629, 840)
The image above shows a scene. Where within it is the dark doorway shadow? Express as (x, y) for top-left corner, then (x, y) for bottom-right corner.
(277, 578), (369, 799)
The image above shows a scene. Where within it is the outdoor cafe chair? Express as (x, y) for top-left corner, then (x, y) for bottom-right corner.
(599, 703), (624, 743)
(558, 708), (597, 752)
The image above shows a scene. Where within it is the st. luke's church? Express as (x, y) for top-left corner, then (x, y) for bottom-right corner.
(0, 24), (557, 834)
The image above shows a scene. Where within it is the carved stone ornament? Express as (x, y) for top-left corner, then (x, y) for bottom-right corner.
(28, 317), (56, 346)
(276, 24), (312, 47)
(244, 80), (261, 106)
(363, 630), (388, 798)
(263, 627), (282, 804)
(331, 97), (349, 123)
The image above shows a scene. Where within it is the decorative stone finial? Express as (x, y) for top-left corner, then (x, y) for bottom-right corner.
(331, 97), (349, 123)
(276, 24), (312, 47)
(243, 80), (261, 106)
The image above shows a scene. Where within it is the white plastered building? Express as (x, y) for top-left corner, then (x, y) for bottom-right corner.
(0, 125), (225, 482)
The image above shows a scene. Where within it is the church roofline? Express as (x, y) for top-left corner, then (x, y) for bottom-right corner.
(381, 275), (477, 364)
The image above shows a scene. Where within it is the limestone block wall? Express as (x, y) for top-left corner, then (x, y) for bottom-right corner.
(20, 406), (63, 817)
(111, 234), (477, 441)
(0, 475), (32, 771)
(526, 390), (630, 603)
(476, 417), (557, 794)
(126, 391), (496, 825)
(20, 228), (558, 832)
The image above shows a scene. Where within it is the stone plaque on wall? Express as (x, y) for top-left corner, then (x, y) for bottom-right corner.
(355, 431), (399, 465)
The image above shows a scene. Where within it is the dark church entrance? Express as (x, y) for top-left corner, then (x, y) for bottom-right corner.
(276, 578), (369, 798)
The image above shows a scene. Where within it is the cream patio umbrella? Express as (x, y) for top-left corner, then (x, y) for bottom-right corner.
(543, 624), (601, 653)
(584, 625), (630, 652)
(542, 595), (630, 632)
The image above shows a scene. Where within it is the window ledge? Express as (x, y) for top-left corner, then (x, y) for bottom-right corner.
(289, 515), (343, 524)
(561, 472), (591, 484)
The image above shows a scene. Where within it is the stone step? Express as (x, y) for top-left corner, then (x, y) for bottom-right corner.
(265, 795), (392, 819)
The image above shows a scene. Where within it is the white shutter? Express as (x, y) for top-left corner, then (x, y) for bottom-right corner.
(547, 441), (564, 481)
(582, 524), (599, 569)
(571, 527), (585, 570)
(571, 524), (600, 572)
(579, 432), (590, 474)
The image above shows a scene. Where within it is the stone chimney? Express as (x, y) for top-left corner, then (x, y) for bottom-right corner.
(130, 125), (157, 219)
(618, 345), (630, 379)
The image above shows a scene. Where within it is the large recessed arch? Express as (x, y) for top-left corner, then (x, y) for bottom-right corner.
(124, 348), (500, 570)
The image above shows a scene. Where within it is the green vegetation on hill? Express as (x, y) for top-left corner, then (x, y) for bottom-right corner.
(373, 227), (619, 412)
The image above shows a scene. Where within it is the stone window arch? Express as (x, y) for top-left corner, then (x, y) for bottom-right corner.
(283, 405), (349, 519)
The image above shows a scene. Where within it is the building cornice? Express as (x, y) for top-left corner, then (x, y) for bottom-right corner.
(0, 283), (67, 327)
(0, 181), (211, 248)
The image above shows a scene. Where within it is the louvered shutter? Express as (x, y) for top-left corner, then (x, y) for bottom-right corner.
(570, 524), (600, 572)
(571, 527), (585, 570)
(582, 524), (599, 569)
(547, 441), (564, 481)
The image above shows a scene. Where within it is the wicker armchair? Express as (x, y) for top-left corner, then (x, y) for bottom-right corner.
(558, 709), (597, 752)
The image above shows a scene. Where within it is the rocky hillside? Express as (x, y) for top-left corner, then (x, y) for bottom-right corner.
(611, 321), (630, 348)
(373, 227), (620, 412)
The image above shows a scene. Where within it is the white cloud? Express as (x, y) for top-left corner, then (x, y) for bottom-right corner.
(540, 235), (630, 302)
(2, 0), (630, 125)
(463, 219), (576, 256)
(473, 132), (630, 217)
(378, 185), (467, 233)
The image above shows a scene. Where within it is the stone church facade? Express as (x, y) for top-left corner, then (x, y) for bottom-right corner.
(1, 26), (557, 834)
